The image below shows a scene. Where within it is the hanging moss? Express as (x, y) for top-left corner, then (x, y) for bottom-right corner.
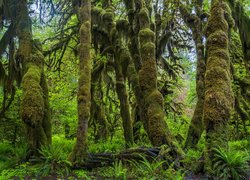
(91, 7), (103, 25)
(138, 8), (150, 29)
(116, 19), (129, 32)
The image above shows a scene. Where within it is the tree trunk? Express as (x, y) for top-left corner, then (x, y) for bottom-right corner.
(114, 48), (134, 147)
(17, 0), (51, 157)
(69, 0), (92, 166)
(203, 0), (234, 171)
(180, 2), (206, 149)
(91, 73), (108, 141)
(136, 1), (182, 156)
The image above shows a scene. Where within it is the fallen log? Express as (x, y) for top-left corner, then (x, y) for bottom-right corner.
(74, 147), (162, 169)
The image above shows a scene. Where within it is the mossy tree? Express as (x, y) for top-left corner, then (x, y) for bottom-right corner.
(69, 0), (92, 165)
(228, 0), (250, 122)
(16, 0), (51, 157)
(203, 0), (234, 171)
(180, 1), (206, 149)
(92, 5), (134, 147)
(135, 0), (182, 156)
(230, 32), (250, 137)
(114, 47), (134, 147)
(91, 63), (108, 141)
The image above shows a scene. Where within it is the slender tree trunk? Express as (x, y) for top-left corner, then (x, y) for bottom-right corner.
(203, 0), (234, 171)
(114, 49), (134, 147)
(17, 0), (51, 157)
(69, 0), (92, 165)
(91, 74), (108, 141)
(180, 2), (206, 149)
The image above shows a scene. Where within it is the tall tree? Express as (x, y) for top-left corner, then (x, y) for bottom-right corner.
(203, 0), (234, 170)
(180, 0), (206, 148)
(17, 0), (51, 157)
(69, 0), (92, 165)
(135, 0), (182, 156)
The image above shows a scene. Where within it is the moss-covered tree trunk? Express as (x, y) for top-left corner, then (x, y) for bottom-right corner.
(114, 49), (134, 147)
(180, 2), (206, 149)
(91, 72), (108, 141)
(203, 0), (234, 171)
(136, 1), (181, 156)
(69, 0), (92, 165)
(17, 0), (51, 157)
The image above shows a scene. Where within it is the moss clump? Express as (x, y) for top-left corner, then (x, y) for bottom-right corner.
(139, 60), (157, 92)
(116, 19), (129, 32)
(139, 28), (155, 45)
(21, 65), (43, 127)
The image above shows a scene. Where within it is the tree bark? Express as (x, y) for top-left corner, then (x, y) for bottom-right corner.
(69, 0), (92, 166)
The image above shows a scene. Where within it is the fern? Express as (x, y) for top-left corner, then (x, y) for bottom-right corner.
(212, 147), (250, 180)
(33, 145), (72, 176)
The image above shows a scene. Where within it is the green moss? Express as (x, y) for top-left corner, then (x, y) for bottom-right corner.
(21, 65), (44, 127)
(140, 42), (155, 58)
(116, 19), (129, 32)
(92, 7), (103, 24)
(138, 8), (150, 28)
(206, 30), (228, 51)
(139, 61), (157, 92)
(222, 2), (235, 28)
(139, 28), (155, 45)
(102, 10), (114, 25)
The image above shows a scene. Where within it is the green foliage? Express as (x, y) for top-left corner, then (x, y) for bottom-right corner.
(88, 133), (124, 153)
(229, 140), (249, 151)
(0, 142), (27, 172)
(212, 147), (250, 180)
(34, 144), (72, 176)
(0, 162), (38, 179)
(130, 155), (165, 178)
(129, 154), (186, 179)
(104, 160), (127, 179)
(182, 149), (203, 172)
(52, 135), (74, 154)
(73, 169), (91, 179)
